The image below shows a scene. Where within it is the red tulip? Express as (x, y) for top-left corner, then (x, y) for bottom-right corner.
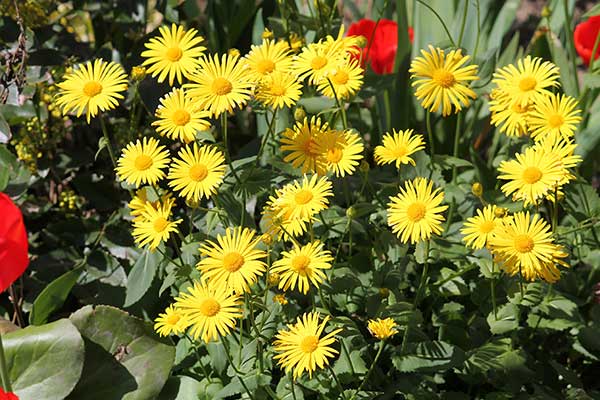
(0, 388), (18, 400)
(574, 15), (600, 66)
(347, 18), (414, 75)
(0, 193), (28, 292)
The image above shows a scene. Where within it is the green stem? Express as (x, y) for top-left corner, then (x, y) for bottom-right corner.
(472, 0), (481, 60)
(426, 111), (435, 160)
(254, 109), (277, 168)
(415, 0), (457, 47)
(221, 113), (242, 186)
(327, 79), (348, 129)
(328, 365), (348, 400)
(589, 30), (600, 70)
(451, 113), (463, 183)
(350, 341), (385, 400)
(491, 261), (497, 320)
(220, 335), (255, 400)
(552, 186), (559, 234)
(457, 0), (469, 48)
(99, 117), (117, 168)
(0, 333), (12, 392)
(562, 0), (580, 96)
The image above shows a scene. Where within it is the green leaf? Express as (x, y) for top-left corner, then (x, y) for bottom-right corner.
(464, 338), (512, 375)
(124, 249), (161, 307)
(95, 137), (109, 161)
(4, 319), (84, 400)
(487, 303), (519, 335)
(30, 267), (82, 325)
(583, 73), (600, 89)
(69, 305), (175, 400)
(432, 155), (473, 170)
(583, 3), (600, 17)
(392, 340), (465, 373)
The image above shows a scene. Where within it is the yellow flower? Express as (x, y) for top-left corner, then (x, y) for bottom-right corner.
(128, 187), (150, 217)
(294, 41), (345, 85)
(274, 175), (334, 221)
(317, 58), (364, 100)
(315, 129), (364, 177)
(273, 312), (342, 379)
(489, 89), (531, 137)
(529, 93), (582, 142)
(184, 53), (254, 117)
(492, 56), (560, 108)
(175, 280), (243, 343)
(141, 23), (206, 86)
(273, 293), (288, 305)
(167, 143), (225, 202)
(409, 46), (479, 116)
(256, 71), (303, 110)
(244, 39), (293, 82)
(367, 318), (398, 340)
(130, 66), (147, 81)
(154, 304), (189, 337)
(387, 178), (448, 244)
(262, 197), (309, 241)
(197, 227), (267, 294)
(271, 241), (333, 294)
(55, 59), (128, 123)
(489, 211), (568, 283)
(534, 136), (582, 191)
(152, 88), (211, 143)
(460, 205), (500, 249)
(280, 117), (328, 175)
(374, 129), (425, 168)
(132, 197), (182, 250)
(497, 146), (564, 206)
(116, 137), (170, 187)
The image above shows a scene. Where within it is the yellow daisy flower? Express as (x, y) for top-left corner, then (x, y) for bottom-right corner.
(460, 205), (500, 249)
(154, 304), (189, 337)
(387, 178), (448, 244)
(271, 241), (333, 294)
(367, 318), (398, 340)
(129, 187), (150, 217)
(55, 59), (128, 123)
(317, 58), (364, 100)
(132, 197), (182, 250)
(409, 46), (479, 116)
(294, 41), (345, 85)
(244, 39), (293, 82)
(489, 211), (569, 283)
(141, 23), (206, 86)
(256, 71), (303, 110)
(184, 53), (254, 117)
(274, 175), (334, 221)
(174, 280), (243, 343)
(197, 227), (267, 294)
(497, 146), (564, 206)
(280, 32), (304, 53)
(489, 89), (532, 137)
(315, 129), (364, 177)
(529, 93), (582, 142)
(116, 137), (170, 187)
(273, 312), (342, 379)
(280, 117), (329, 175)
(167, 143), (225, 202)
(152, 88), (211, 143)
(534, 136), (582, 190)
(492, 56), (560, 108)
(262, 197), (309, 241)
(374, 129), (426, 168)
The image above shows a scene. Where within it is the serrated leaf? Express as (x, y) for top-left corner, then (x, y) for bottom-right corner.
(487, 303), (519, 335)
(392, 340), (465, 373)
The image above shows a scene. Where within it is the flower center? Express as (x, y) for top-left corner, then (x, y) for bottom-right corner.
(406, 202), (426, 222)
(514, 234), (534, 253)
(326, 147), (343, 163)
(189, 164), (208, 182)
(166, 313), (181, 325)
(294, 190), (313, 205)
(291, 255), (310, 273)
(519, 76), (537, 91)
(83, 81), (103, 97)
(432, 69), (456, 88)
(311, 56), (327, 70)
(153, 217), (169, 233)
(134, 154), (153, 171)
(166, 47), (183, 61)
(257, 59), (275, 74)
(392, 145), (407, 158)
(212, 77), (233, 96)
(332, 70), (349, 85)
(522, 166), (543, 184)
(302, 138), (318, 157)
(511, 102), (529, 113)
(479, 220), (495, 234)
(300, 335), (319, 353)
(172, 109), (191, 126)
(270, 83), (286, 96)
(548, 114), (564, 128)
(223, 252), (245, 272)
(199, 298), (221, 317)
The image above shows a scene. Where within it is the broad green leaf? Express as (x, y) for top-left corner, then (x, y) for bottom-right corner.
(30, 267), (82, 325)
(392, 340), (465, 373)
(69, 305), (175, 400)
(159, 376), (224, 400)
(583, 73), (600, 89)
(487, 303), (519, 335)
(4, 319), (84, 400)
(124, 249), (161, 307)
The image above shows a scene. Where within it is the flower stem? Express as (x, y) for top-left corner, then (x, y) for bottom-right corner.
(328, 364), (348, 400)
(220, 334), (255, 400)
(0, 333), (12, 392)
(221, 113), (242, 186)
(99, 117), (117, 168)
(457, 0), (469, 48)
(451, 113), (463, 183)
(491, 261), (497, 320)
(350, 341), (385, 400)
(426, 111), (435, 161)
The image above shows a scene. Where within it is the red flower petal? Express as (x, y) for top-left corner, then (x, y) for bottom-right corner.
(0, 387), (19, 400)
(0, 193), (29, 292)
(574, 15), (600, 66)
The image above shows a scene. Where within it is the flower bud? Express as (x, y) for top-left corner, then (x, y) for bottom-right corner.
(346, 206), (357, 219)
(471, 182), (483, 197)
(379, 287), (390, 298)
(268, 272), (281, 287)
(541, 6), (551, 18)
(130, 66), (146, 81)
(494, 207), (507, 218)
(261, 233), (273, 246)
(262, 28), (274, 40)
(273, 293), (288, 305)
(359, 160), (370, 173)
(293, 106), (306, 122)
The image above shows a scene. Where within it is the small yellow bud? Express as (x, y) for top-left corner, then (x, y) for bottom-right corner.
(293, 106), (306, 122)
(273, 293), (288, 305)
(261, 233), (273, 246)
(494, 207), (507, 218)
(359, 160), (370, 173)
(268, 273), (281, 287)
(379, 287), (390, 298)
(541, 6), (551, 18)
(346, 206), (357, 219)
(471, 182), (483, 197)
(130, 66), (146, 81)
(228, 48), (241, 58)
(261, 28), (273, 40)
(355, 35), (368, 48)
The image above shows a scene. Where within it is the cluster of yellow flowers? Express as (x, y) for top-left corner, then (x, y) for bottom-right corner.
(52, 19), (582, 379)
